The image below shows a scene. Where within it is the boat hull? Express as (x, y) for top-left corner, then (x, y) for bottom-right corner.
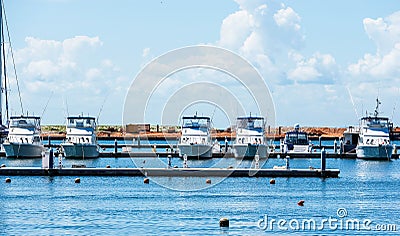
(178, 144), (212, 159)
(356, 145), (393, 160)
(62, 143), (99, 158)
(233, 144), (267, 158)
(3, 143), (44, 158)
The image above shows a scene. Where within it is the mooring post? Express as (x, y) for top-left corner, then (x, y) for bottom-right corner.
(183, 154), (188, 168)
(319, 136), (322, 148)
(48, 135), (51, 146)
(167, 154), (172, 168)
(224, 137), (228, 153)
(339, 139), (344, 155)
(114, 139), (118, 155)
(285, 156), (290, 169)
(333, 139), (337, 153)
(321, 148), (326, 177)
(42, 149), (54, 169)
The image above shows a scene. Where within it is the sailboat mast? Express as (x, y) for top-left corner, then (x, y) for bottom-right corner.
(0, 0), (3, 126)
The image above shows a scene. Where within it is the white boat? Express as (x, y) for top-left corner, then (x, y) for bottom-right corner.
(3, 116), (44, 158)
(178, 114), (213, 159)
(61, 116), (99, 158)
(341, 126), (359, 153)
(356, 99), (393, 160)
(232, 116), (267, 158)
(281, 124), (312, 153)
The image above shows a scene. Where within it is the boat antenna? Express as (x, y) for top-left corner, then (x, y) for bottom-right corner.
(374, 97), (381, 117)
(41, 91), (54, 118)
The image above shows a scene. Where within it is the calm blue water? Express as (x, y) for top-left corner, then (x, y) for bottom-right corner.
(1, 156), (400, 235)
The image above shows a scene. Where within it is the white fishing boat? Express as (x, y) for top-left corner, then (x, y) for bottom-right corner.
(281, 124), (312, 153)
(356, 99), (393, 160)
(341, 126), (359, 153)
(178, 114), (213, 159)
(61, 116), (99, 158)
(232, 115), (267, 158)
(3, 116), (44, 158)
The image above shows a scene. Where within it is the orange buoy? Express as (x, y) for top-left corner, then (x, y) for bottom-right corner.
(297, 200), (305, 206)
(144, 178), (150, 184)
(269, 179), (275, 184)
(206, 179), (212, 184)
(5, 178), (11, 183)
(74, 178), (81, 183)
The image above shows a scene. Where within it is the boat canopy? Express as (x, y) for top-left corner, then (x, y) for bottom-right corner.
(360, 116), (391, 129)
(67, 116), (96, 128)
(236, 116), (264, 132)
(285, 131), (309, 145)
(9, 116), (40, 128)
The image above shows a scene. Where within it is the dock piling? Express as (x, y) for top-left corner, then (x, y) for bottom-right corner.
(285, 156), (290, 169)
(42, 149), (54, 169)
(333, 139), (337, 154)
(114, 139), (118, 155)
(319, 136), (322, 148)
(321, 148), (326, 177)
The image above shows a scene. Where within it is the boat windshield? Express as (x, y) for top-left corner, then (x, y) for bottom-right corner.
(67, 117), (96, 128)
(361, 117), (389, 128)
(9, 117), (40, 128)
(237, 117), (264, 132)
(182, 117), (210, 131)
(285, 132), (309, 145)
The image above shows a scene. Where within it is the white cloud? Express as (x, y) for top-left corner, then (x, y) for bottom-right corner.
(9, 36), (128, 122)
(273, 7), (301, 31)
(348, 11), (400, 81)
(216, 0), (337, 87)
(142, 47), (150, 58)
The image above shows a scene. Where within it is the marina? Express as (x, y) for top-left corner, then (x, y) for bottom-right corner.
(0, 0), (400, 234)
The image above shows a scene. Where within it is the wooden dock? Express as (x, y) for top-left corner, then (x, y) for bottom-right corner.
(0, 167), (340, 178)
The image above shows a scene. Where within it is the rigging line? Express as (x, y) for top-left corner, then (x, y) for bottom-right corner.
(41, 91), (54, 118)
(0, 11), (8, 122)
(97, 92), (109, 124)
(346, 86), (359, 122)
(3, 3), (23, 115)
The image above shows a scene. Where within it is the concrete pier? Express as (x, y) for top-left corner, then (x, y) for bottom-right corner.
(0, 167), (340, 178)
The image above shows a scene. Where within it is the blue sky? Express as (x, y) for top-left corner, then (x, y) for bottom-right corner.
(3, 0), (400, 128)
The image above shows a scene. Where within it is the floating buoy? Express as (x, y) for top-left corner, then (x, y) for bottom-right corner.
(219, 218), (229, 227)
(144, 178), (150, 184)
(1, 164), (5, 168)
(5, 178), (11, 183)
(297, 200), (305, 206)
(269, 179), (275, 184)
(206, 179), (212, 184)
(106, 165), (111, 168)
(74, 178), (81, 183)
